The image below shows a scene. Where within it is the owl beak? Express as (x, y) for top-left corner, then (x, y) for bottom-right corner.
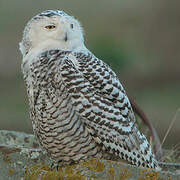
(64, 32), (68, 42)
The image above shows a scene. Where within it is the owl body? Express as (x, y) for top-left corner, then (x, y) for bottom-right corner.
(20, 10), (160, 169)
(23, 50), (103, 164)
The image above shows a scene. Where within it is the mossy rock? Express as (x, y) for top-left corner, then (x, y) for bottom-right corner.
(0, 130), (179, 180)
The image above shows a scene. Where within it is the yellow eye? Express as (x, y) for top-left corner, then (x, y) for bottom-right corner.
(45, 25), (56, 30)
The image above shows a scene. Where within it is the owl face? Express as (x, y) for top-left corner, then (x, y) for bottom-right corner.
(20, 10), (84, 56)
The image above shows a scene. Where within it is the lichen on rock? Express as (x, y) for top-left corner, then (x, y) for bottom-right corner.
(0, 130), (179, 180)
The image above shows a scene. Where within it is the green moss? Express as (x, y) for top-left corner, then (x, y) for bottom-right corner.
(24, 159), (106, 179)
(90, 174), (97, 179)
(81, 158), (105, 172)
(64, 165), (74, 175)
(108, 167), (115, 180)
(8, 168), (14, 176)
(25, 163), (86, 180)
(139, 169), (160, 180)
(119, 168), (132, 180)
(24, 159), (172, 180)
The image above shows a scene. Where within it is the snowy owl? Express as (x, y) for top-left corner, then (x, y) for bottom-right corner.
(20, 10), (160, 170)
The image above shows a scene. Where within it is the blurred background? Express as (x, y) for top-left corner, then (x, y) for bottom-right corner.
(0, 0), (179, 149)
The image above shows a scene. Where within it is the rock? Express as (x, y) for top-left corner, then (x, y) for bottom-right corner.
(0, 130), (179, 180)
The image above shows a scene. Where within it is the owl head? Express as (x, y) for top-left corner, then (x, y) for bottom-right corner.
(19, 10), (85, 56)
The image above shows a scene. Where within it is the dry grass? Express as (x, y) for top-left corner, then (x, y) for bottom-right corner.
(159, 108), (180, 163)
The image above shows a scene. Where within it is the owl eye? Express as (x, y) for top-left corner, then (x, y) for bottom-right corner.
(70, 24), (73, 29)
(45, 25), (56, 30)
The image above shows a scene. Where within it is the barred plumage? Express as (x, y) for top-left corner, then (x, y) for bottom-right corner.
(20, 10), (160, 170)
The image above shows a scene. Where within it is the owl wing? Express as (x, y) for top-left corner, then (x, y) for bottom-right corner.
(72, 51), (134, 121)
(54, 50), (158, 169)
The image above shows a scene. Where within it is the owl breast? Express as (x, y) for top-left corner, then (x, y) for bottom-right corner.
(25, 52), (103, 164)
